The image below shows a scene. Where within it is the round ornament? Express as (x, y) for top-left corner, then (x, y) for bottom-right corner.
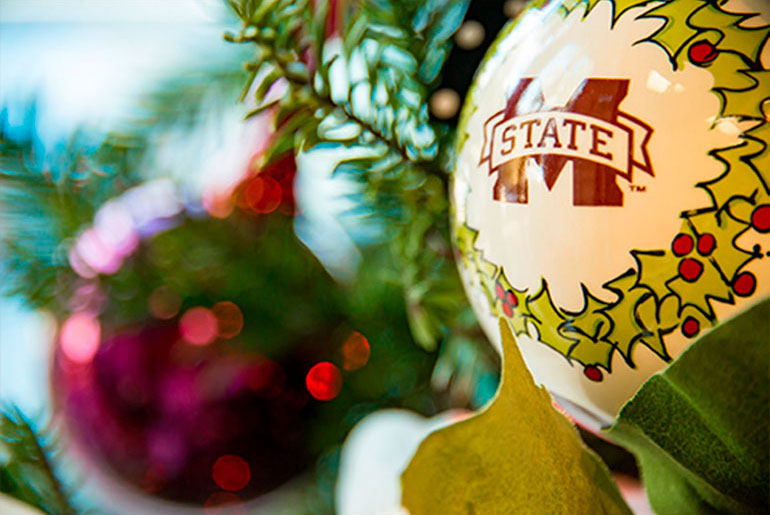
(451, 0), (770, 427)
(52, 172), (344, 506)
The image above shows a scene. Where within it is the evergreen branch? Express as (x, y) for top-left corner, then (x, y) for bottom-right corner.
(227, 0), (471, 352)
(233, 24), (422, 167)
(0, 406), (78, 515)
(229, 0), (466, 172)
(0, 69), (247, 313)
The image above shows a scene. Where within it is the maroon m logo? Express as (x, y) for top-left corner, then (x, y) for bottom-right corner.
(479, 78), (654, 206)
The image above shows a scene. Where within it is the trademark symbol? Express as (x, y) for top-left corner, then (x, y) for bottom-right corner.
(630, 184), (646, 192)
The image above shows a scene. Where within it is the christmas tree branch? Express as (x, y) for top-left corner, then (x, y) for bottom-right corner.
(227, 0), (471, 352)
(228, 17), (444, 179)
(0, 68), (248, 314)
(0, 406), (78, 515)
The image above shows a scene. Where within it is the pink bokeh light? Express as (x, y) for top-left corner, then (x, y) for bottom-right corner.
(60, 312), (101, 364)
(76, 228), (123, 275)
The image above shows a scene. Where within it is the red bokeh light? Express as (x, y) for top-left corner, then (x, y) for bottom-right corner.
(180, 307), (218, 346)
(261, 153), (297, 214)
(305, 362), (342, 401)
(148, 286), (181, 320)
(212, 454), (251, 492)
(342, 332), (370, 371)
(212, 301), (244, 339)
(204, 193), (235, 219)
(245, 176), (282, 214)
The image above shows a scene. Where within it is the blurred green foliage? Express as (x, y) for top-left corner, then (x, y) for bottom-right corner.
(0, 407), (77, 515)
(226, 0), (498, 391)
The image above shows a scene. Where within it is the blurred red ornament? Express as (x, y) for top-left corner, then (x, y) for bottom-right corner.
(53, 321), (313, 505)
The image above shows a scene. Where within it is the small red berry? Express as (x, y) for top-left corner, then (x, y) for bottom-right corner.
(505, 291), (518, 307)
(495, 282), (505, 300)
(688, 40), (718, 65)
(751, 205), (770, 233)
(672, 233), (694, 256)
(732, 271), (756, 297)
(679, 258), (703, 282)
(681, 317), (700, 338)
(502, 302), (513, 318)
(583, 366), (603, 382)
(696, 233), (716, 256)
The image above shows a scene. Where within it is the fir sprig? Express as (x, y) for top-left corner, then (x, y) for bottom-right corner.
(227, 0), (476, 351)
(0, 406), (78, 515)
(0, 116), (137, 312)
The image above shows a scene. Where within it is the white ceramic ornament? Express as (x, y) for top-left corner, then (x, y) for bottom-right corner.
(451, 0), (770, 427)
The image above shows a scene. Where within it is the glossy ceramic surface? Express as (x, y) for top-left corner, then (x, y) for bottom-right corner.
(451, 0), (770, 425)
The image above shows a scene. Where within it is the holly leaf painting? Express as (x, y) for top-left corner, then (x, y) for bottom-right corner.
(606, 299), (769, 515)
(642, 0), (705, 68)
(666, 263), (732, 319)
(719, 70), (770, 120)
(561, 285), (612, 342)
(686, 210), (754, 281)
(527, 280), (577, 358)
(401, 319), (631, 515)
(565, 335), (616, 371)
(561, 0), (656, 24)
(631, 249), (679, 300)
(560, 285), (615, 369)
(601, 271), (655, 365)
(496, 271), (531, 337)
(746, 123), (770, 190)
(631, 291), (680, 362)
(689, 3), (770, 63)
(609, 0), (659, 23)
(703, 135), (768, 212)
(454, 223), (477, 269)
(708, 53), (757, 92)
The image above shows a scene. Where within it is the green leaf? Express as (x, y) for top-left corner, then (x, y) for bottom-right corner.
(606, 299), (769, 515)
(401, 319), (631, 515)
